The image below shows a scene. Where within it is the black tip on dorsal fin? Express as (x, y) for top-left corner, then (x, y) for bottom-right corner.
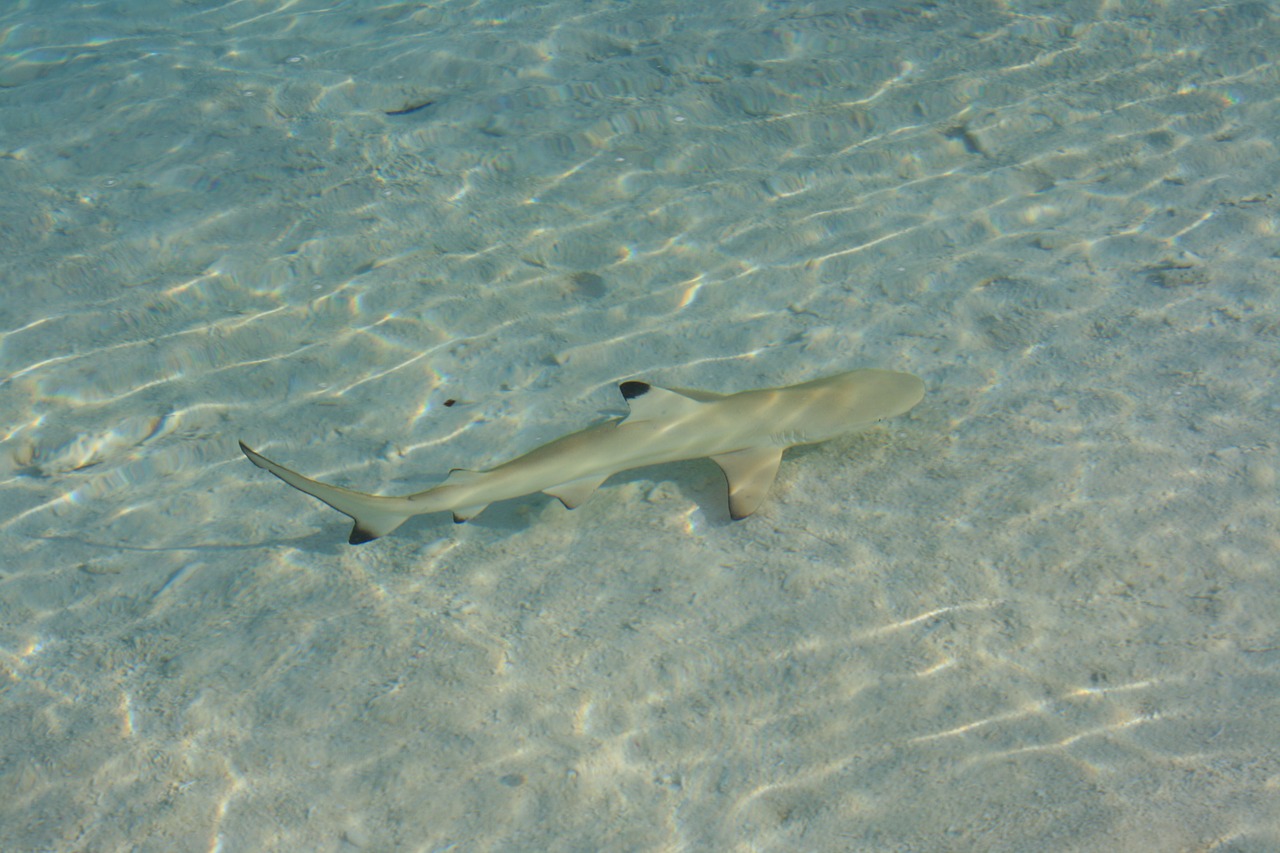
(620, 381), (650, 400)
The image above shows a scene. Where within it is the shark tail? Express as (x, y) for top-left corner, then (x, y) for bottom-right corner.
(239, 441), (416, 544)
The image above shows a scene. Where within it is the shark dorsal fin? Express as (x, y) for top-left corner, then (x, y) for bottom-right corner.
(619, 381), (705, 425)
(710, 447), (785, 520)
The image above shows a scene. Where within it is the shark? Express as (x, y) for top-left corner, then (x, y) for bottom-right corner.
(239, 368), (924, 544)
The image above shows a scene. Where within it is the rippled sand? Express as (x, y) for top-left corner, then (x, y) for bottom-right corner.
(2, 1), (1278, 850)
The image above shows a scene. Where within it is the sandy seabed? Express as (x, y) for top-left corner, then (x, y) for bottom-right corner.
(1, 0), (1278, 850)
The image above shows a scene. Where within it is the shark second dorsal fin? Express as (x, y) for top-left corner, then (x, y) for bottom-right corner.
(619, 381), (705, 425)
(442, 469), (489, 522)
(710, 447), (784, 520)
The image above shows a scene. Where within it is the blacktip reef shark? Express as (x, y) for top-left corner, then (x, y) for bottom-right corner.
(239, 368), (924, 544)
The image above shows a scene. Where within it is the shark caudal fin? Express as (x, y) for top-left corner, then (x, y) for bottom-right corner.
(239, 441), (414, 544)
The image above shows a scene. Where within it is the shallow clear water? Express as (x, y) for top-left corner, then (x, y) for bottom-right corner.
(2, 1), (1278, 850)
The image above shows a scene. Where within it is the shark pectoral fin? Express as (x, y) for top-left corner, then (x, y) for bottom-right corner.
(618, 381), (705, 425)
(239, 441), (412, 544)
(711, 447), (785, 520)
(543, 474), (609, 509)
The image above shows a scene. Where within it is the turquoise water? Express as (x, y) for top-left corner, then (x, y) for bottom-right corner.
(2, 1), (1278, 849)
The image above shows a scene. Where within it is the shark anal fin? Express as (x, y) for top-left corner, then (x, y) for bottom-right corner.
(543, 474), (609, 509)
(444, 469), (489, 521)
(451, 504), (489, 523)
(711, 447), (784, 520)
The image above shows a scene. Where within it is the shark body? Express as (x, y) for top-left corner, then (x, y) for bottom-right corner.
(239, 368), (924, 544)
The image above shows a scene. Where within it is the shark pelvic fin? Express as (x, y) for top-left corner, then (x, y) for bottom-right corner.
(543, 474), (609, 509)
(711, 447), (785, 520)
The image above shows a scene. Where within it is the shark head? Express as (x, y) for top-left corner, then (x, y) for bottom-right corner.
(763, 369), (925, 446)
